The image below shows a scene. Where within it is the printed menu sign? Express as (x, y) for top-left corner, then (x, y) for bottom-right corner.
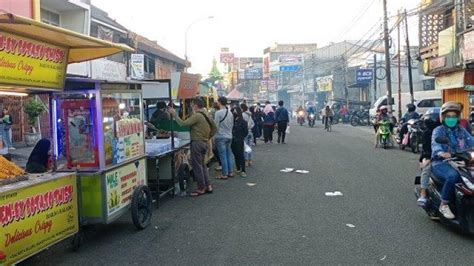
(0, 174), (78, 265)
(0, 31), (69, 89)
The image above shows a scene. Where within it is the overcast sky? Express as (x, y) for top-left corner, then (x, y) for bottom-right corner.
(93, 0), (420, 75)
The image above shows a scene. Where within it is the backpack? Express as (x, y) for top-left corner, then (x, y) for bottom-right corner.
(244, 112), (255, 130)
(198, 112), (217, 139)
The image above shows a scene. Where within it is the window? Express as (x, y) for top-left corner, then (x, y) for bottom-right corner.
(417, 99), (442, 108)
(41, 9), (60, 26)
(423, 79), (435, 91)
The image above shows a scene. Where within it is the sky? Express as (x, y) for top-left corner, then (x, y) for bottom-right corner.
(93, 0), (420, 75)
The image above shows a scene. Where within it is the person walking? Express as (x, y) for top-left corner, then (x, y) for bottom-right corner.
(214, 96), (234, 179)
(2, 108), (14, 150)
(275, 100), (290, 144)
(240, 103), (255, 166)
(231, 107), (249, 177)
(250, 106), (263, 145)
(169, 98), (217, 196)
(263, 101), (275, 144)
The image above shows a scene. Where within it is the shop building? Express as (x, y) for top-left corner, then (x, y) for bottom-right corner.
(419, 0), (474, 118)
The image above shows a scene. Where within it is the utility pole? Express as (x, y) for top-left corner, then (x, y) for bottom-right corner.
(404, 9), (414, 104)
(342, 56), (349, 108)
(383, 0), (393, 111)
(397, 10), (402, 121)
(373, 54), (377, 103)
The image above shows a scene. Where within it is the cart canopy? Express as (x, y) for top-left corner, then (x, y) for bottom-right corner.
(0, 13), (134, 64)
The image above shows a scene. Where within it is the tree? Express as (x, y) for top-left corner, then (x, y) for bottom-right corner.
(208, 58), (222, 84)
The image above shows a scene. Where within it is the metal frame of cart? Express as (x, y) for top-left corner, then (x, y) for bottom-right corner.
(52, 78), (154, 249)
(142, 80), (192, 204)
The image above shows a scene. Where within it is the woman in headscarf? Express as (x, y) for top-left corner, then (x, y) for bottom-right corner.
(262, 101), (276, 144)
(26, 139), (51, 173)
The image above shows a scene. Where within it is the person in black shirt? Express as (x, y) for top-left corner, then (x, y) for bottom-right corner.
(417, 113), (441, 207)
(231, 107), (248, 177)
(26, 139), (51, 173)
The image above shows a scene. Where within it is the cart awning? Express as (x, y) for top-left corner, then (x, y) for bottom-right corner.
(0, 13), (134, 64)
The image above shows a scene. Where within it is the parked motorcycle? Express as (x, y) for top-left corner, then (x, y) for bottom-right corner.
(308, 113), (316, 127)
(297, 111), (305, 126)
(414, 136), (474, 234)
(397, 118), (422, 153)
(351, 110), (370, 126)
(378, 120), (392, 149)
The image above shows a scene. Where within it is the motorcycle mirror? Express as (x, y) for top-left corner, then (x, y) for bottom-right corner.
(435, 136), (449, 144)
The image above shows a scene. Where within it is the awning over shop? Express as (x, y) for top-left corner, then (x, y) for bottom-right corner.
(226, 89), (243, 100)
(0, 13), (133, 64)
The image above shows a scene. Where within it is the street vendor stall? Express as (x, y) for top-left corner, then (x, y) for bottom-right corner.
(143, 80), (192, 200)
(0, 13), (134, 265)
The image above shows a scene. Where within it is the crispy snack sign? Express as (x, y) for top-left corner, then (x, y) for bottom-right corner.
(0, 174), (78, 265)
(0, 31), (68, 89)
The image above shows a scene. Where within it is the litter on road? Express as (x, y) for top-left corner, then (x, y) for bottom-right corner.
(280, 168), (295, 173)
(380, 255), (387, 261)
(346, 224), (356, 228)
(295, 170), (310, 174)
(325, 191), (343, 196)
(246, 183), (257, 187)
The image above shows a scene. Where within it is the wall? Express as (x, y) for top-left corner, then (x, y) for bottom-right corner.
(61, 9), (90, 34)
(0, 0), (34, 18)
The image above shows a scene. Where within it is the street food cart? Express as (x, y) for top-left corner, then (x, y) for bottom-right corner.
(52, 78), (152, 233)
(143, 80), (192, 200)
(0, 13), (133, 265)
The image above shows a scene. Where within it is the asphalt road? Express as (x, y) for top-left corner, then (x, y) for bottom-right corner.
(24, 124), (474, 265)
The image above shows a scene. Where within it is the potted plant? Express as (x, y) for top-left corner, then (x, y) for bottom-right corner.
(24, 99), (47, 146)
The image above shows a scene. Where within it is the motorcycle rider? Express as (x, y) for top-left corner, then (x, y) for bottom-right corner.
(296, 105), (305, 124)
(307, 102), (316, 119)
(417, 112), (441, 207)
(431, 102), (474, 219)
(398, 103), (420, 142)
(374, 106), (395, 148)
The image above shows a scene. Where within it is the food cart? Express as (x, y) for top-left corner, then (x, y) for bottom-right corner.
(52, 78), (153, 233)
(0, 13), (133, 265)
(143, 80), (192, 200)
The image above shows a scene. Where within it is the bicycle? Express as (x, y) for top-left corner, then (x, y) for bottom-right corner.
(323, 116), (332, 132)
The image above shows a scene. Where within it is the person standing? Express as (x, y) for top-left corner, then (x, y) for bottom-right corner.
(231, 107), (248, 177)
(169, 98), (217, 196)
(275, 100), (290, 144)
(2, 108), (14, 150)
(214, 96), (234, 179)
(256, 103), (264, 138)
(240, 103), (254, 166)
(262, 101), (275, 144)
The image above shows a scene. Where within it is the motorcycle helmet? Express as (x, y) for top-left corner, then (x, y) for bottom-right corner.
(440, 101), (462, 128)
(407, 103), (416, 113)
(423, 108), (441, 129)
(380, 105), (388, 114)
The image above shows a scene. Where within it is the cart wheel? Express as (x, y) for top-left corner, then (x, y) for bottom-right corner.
(72, 231), (83, 251)
(131, 185), (153, 230)
(178, 164), (190, 193)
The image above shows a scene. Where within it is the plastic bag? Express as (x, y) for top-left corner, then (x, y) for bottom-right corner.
(286, 125), (290, 134)
(244, 143), (252, 153)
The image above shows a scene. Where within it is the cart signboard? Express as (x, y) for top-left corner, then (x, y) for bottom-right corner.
(0, 31), (68, 89)
(106, 158), (146, 216)
(0, 173), (78, 265)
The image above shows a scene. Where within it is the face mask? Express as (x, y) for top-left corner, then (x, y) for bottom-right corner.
(444, 117), (458, 128)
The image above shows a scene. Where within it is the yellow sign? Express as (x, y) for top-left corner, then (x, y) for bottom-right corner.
(0, 174), (78, 265)
(316, 75), (333, 92)
(0, 31), (68, 89)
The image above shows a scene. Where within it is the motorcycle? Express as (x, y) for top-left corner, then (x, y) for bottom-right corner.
(351, 110), (370, 126)
(414, 136), (474, 234)
(397, 119), (422, 153)
(308, 113), (316, 127)
(297, 111), (305, 126)
(377, 120), (392, 149)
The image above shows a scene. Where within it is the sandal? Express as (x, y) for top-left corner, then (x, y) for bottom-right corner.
(215, 176), (228, 180)
(190, 190), (206, 197)
(206, 186), (214, 194)
(227, 174), (235, 178)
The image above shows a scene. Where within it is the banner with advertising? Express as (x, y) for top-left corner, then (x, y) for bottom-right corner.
(356, 69), (374, 84)
(0, 31), (68, 89)
(243, 68), (263, 80)
(0, 174), (78, 265)
(177, 73), (201, 99)
(464, 31), (474, 62)
(106, 158), (147, 216)
(220, 53), (234, 64)
(113, 118), (144, 165)
(130, 54), (145, 80)
(316, 75), (333, 92)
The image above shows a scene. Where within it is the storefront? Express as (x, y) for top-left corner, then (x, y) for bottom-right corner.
(435, 70), (474, 118)
(0, 13), (133, 265)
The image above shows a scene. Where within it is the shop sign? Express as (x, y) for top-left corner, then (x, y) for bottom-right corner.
(113, 118), (144, 165)
(244, 68), (263, 80)
(435, 71), (465, 90)
(91, 59), (126, 81)
(260, 80), (276, 92)
(316, 75), (333, 92)
(0, 31), (68, 89)
(130, 54), (145, 80)
(0, 174), (78, 265)
(177, 73), (200, 99)
(429, 56), (446, 70)
(280, 65), (301, 72)
(356, 68), (374, 83)
(220, 53), (234, 64)
(105, 158), (146, 216)
(464, 31), (474, 61)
